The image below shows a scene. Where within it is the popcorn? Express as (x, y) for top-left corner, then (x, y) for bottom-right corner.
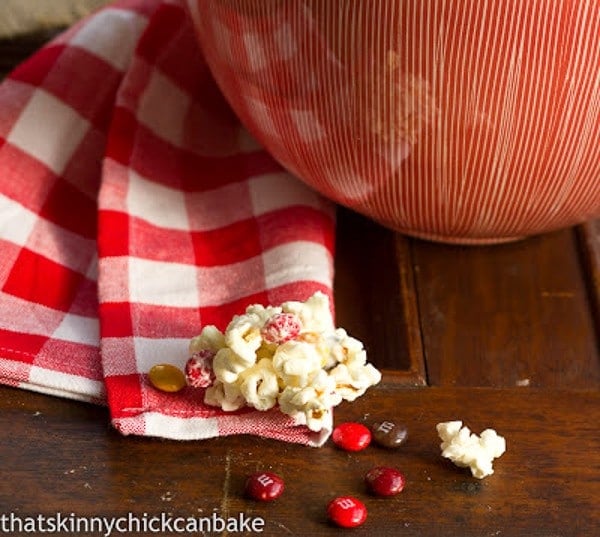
(436, 421), (506, 479)
(189, 325), (225, 354)
(187, 292), (382, 433)
(279, 370), (340, 432)
(212, 348), (248, 384)
(272, 340), (323, 388)
(204, 380), (245, 411)
(238, 358), (280, 411)
(224, 314), (264, 365)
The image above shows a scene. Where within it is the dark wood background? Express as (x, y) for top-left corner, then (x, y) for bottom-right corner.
(1, 33), (599, 537)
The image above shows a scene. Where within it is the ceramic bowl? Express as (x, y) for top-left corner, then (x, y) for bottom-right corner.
(187, 0), (599, 243)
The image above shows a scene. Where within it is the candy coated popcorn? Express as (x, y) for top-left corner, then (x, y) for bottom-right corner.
(185, 350), (215, 388)
(188, 292), (381, 433)
(437, 421), (506, 479)
(261, 312), (302, 344)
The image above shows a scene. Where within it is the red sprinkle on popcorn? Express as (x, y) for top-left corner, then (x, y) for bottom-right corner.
(185, 349), (216, 388)
(260, 313), (302, 344)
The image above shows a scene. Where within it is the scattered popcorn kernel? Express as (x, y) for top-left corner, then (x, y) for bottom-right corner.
(437, 421), (506, 479)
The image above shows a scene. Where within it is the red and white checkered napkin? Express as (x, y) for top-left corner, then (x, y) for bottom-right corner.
(0, 0), (335, 446)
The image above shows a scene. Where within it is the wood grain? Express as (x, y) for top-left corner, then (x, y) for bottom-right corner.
(1, 385), (598, 537)
(334, 206), (426, 385)
(412, 227), (600, 388)
(577, 220), (600, 339)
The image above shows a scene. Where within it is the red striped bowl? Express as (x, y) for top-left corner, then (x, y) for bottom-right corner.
(188, 0), (600, 243)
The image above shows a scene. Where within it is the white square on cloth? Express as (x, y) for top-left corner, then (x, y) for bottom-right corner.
(0, 194), (37, 246)
(70, 8), (148, 72)
(52, 313), (100, 346)
(129, 257), (198, 307)
(126, 170), (189, 230)
(137, 70), (190, 148)
(7, 89), (90, 175)
(133, 336), (190, 371)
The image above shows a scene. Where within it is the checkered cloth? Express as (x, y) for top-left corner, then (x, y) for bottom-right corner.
(0, 0), (335, 446)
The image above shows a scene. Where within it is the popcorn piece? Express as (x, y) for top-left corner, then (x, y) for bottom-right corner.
(328, 362), (382, 402)
(437, 421), (506, 479)
(281, 291), (335, 333)
(212, 348), (249, 384)
(189, 325), (225, 354)
(204, 380), (245, 411)
(272, 340), (323, 388)
(239, 358), (280, 411)
(224, 313), (264, 365)
(189, 291), (381, 436)
(278, 370), (339, 432)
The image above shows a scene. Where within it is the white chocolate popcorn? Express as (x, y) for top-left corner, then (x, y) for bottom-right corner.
(281, 292), (335, 333)
(328, 362), (382, 402)
(224, 313), (264, 365)
(191, 292), (381, 435)
(189, 325), (225, 354)
(239, 358), (279, 411)
(212, 348), (248, 384)
(437, 421), (506, 479)
(279, 370), (339, 432)
(204, 380), (245, 411)
(272, 340), (323, 388)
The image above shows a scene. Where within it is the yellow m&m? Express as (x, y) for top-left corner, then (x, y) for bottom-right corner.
(148, 364), (186, 392)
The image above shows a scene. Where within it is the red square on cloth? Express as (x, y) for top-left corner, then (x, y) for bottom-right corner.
(3, 248), (85, 313)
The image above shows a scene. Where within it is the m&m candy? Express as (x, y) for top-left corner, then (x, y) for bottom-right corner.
(327, 496), (367, 528)
(332, 422), (372, 451)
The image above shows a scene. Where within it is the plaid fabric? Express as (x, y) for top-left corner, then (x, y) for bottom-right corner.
(0, 0), (336, 445)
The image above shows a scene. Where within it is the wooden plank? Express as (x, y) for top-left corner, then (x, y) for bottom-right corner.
(577, 219), (600, 339)
(334, 207), (426, 385)
(1, 385), (598, 537)
(411, 228), (600, 388)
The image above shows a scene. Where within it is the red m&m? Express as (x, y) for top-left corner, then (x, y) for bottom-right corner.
(245, 472), (285, 502)
(365, 466), (406, 496)
(332, 422), (372, 451)
(327, 496), (367, 528)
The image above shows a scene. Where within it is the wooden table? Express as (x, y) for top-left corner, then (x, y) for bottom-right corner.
(1, 34), (599, 537)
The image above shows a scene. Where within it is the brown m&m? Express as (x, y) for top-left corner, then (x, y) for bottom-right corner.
(371, 420), (408, 448)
